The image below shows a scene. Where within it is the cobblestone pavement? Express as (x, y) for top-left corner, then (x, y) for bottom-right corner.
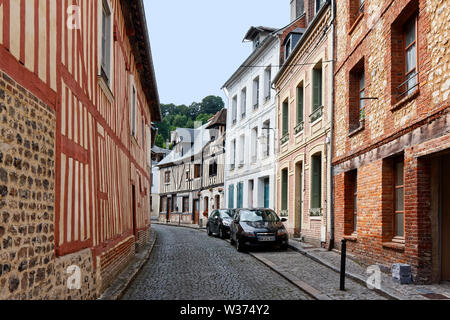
(121, 225), (311, 300)
(289, 241), (450, 300)
(250, 249), (387, 300)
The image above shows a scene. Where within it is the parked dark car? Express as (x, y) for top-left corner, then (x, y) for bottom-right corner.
(206, 209), (236, 239)
(230, 209), (288, 252)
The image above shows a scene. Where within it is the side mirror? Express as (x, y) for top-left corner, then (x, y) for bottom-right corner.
(281, 218), (287, 223)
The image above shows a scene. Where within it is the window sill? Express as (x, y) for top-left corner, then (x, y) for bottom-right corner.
(97, 74), (115, 104)
(382, 241), (405, 252)
(391, 88), (420, 112)
(348, 120), (365, 137)
(348, 12), (364, 35)
(343, 234), (358, 242)
(310, 117), (323, 126)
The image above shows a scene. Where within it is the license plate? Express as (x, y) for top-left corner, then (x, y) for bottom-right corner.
(258, 236), (275, 242)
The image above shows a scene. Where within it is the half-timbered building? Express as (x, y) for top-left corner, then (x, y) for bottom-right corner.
(0, 0), (160, 299)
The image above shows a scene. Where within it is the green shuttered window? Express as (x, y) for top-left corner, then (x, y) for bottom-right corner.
(311, 154), (322, 210)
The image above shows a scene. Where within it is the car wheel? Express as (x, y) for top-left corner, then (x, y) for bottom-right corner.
(280, 244), (288, 251)
(230, 234), (236, 245)
(236, 237), (246, 252)
(206, 224), (212, 236)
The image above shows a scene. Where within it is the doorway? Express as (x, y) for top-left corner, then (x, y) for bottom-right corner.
(193, 199), (199, 224)
(441, 154), (450, 281)
(132, 185), (137, 237)
(167, 197), (172, 222)
(215, 195), (220, 210)
(263, 178), (270, 209)
(204, 197), (209, 217)
(295, 162), (303, 237)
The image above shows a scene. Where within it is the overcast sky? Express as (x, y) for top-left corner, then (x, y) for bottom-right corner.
(143, 0), (289, 106)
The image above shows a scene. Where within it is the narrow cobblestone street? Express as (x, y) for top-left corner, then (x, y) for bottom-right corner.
(121, 225), (312, 300)
(121, 225), (386, 300)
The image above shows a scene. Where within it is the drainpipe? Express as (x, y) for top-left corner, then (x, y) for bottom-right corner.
(328, 0), (336, 251)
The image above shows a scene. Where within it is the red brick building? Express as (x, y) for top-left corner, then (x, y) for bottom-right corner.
(0, 0), (160, 299)
(333, 0), (450, 283)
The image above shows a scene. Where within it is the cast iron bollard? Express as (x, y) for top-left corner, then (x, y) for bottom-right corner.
(340, 239), (347, 291)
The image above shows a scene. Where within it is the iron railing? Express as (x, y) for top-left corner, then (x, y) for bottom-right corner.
(295, 121), (304, 134)
(310, 106), (324, 123)
(309, 208), (323, 217)
(396, 71), (419, 100)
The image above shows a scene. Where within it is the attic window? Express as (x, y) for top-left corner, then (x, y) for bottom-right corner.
(254, 36), (261, 50)
(285, 38), (292, 60)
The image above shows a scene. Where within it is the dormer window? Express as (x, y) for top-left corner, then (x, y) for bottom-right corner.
(284, 30), (304, 61)
(254, 36), (261, 50)
(315, 0), (325, 13)
(285, 38), (292, 60)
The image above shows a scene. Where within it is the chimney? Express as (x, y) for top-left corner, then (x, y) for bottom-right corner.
(290, 0), (305, 22)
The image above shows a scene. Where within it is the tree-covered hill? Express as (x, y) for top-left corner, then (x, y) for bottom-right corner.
(155, 95), (224, 148)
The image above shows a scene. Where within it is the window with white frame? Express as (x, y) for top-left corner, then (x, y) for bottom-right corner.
(251, 127), (258, 163)
(253, 77), (260, 109)
(241, 88), (247, 119)
(239, 135), (245, 166)
(263, 120), (270, 157)
(232, 95), (238, 124)
(315, 0), (325, 13)
(264, 67), (272, 101)
(231, 139), (236, 169)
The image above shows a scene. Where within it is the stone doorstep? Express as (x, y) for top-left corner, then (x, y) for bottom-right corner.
(98, 231), (158, 300)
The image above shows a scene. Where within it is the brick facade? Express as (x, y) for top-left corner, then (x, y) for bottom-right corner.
(333, 0), (450, 283)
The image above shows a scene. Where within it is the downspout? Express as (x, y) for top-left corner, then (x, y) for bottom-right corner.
(328, 0), (336, 251)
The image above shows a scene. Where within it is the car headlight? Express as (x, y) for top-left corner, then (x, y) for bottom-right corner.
(277, 229), (287, 236)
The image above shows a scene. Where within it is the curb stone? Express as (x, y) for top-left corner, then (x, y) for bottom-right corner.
(248, 252), (329, 300)
(98, 231), (158, 300)
(152, 221), (207, 232)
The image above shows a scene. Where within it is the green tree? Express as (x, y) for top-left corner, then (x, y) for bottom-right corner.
(155, 96), (224, 143)
(200, 96), (224, 115)
(195, 113), (214, 125)
(155, 134), (166, 148)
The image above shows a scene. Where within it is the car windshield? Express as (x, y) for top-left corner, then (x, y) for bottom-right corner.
(219, 210), (234, 219)
(239, 210), (279, 222)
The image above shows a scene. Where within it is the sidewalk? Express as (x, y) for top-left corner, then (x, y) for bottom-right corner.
(98, 230), (157, 300)
(152, 221), (206, 231)
(288, 240), (450, 300)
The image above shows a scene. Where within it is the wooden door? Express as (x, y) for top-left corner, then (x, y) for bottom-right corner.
(215, 195), (220, 210)
(441, 155), (450, 280)
(193, 200), (199, 224)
